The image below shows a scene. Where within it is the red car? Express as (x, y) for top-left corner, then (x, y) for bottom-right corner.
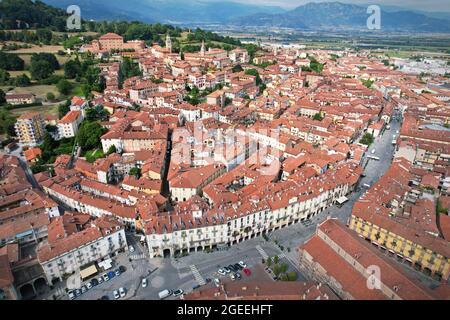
(243, 268), (251, 276)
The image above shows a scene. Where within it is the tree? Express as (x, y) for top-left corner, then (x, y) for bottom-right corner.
(107, 145), (117, 155)
(76, 121), (106, 151)
(0, 69), (10, 85)
(31, 53), (60, 71)
(280, 263), (287, 274)
(266, 257), (272, 267)
(30, 60), (54, 80)
(232, 64), (243, 73)
(0, 52), (25, 70)
(64, 59), (82, 79)
(273, 264), (281, 276)
(273, 255), (279, 264)
(360, 133), (375, 146)
(245, 68), (262, 85)
(58, 101), (70, 119)
(36, 28), (53, 44)
(13, 74), (31, 87)
(46, 92), (55, 101)
(56, 79), (73, 96)
(287, 272), (297, 281)
(0, 89), (6, 105)
(0, 108), (16, 136)
(129, 167), (141, 179)
(313, 113), (324, 121)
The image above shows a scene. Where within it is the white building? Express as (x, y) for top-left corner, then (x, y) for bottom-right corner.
(57, 110), (83, 139)
(38, 222), (126, 283)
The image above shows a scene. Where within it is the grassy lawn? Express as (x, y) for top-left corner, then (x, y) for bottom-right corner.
(1, 84), (59, 100)
(9, 104), (59, 118)
(84, 149), (105, 163)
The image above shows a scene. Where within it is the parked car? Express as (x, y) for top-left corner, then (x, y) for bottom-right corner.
(99, 295), (109, 300)
(113, 290), (120, 299)
(223, 267), (231, 273)
(173, 289), (184, 297)
(238, 261), (247, 268)
(217, 268), (226, 276)
(214, 278), (220, 287)
(118, 265), (126, 273)
(81, 285), (87, 294)
(91, 278), (99, 286)
(193, 284), (201, 290)
(68, 291), (75, 300)
(235, 272), (242, 280)
(129, 245), (135, 253)
(74, 289), (81, 297)
(230, 273), (236, 281)
(119, 287), (126, 298)
(142, 278), (147, 288)
(115, 269), (121, 277)
(234, 263), (243, 270)
(158, 289), (172, 299)
(86, 282), (93, 290)
(205, 278), (212, 283)
(98, 276), (104, 284)
(102, 273), (109, 282)
(107, 271), (115, 279)
(243, 268), (251, 276)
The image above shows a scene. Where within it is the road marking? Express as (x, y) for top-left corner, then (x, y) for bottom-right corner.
(130, 253), (147, 260)
(255, 245), (269, 259)
(189, 265), (205, 285)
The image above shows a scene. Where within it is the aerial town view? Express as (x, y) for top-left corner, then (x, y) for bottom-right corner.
(0, 0), (449, 307)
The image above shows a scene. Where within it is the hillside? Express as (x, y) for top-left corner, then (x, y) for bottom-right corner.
(42, 0), (286, 24)
(0, 0), (69, 31)
(231, 2), (450, 33)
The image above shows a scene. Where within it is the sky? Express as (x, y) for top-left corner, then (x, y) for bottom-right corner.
(223, 0), (450, 12)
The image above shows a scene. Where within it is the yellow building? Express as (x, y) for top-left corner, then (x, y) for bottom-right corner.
(14, 112), (46, 146)
(349, 214), (450, 282)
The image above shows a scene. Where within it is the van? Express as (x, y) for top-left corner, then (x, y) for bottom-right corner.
(158, 289), (172, 299)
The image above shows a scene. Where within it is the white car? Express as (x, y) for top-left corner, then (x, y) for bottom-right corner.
(217, 268), (226, 276)
(214, 278), (220, 287)
(129, 245), (135, 253)
(119, 287), (126, 298)
(142, 278), (147, 288)
(238, 261), (247, 268)
(230, 273), (236, 281)
(68, 291), (75, 300)
(113, 290), (120, 299)
(86, 282), (93, 290)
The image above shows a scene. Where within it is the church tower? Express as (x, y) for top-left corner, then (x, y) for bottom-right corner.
(166, 34), (172, 53)
(200, 40), (205, 57)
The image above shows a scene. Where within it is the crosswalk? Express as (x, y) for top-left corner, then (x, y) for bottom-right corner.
(129, 253), (147, 260)
(256, 245), (269, 259)
(189, 265), (205, 285)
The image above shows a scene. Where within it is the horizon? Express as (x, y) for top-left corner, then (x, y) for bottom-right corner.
(205, 0), (450, 13)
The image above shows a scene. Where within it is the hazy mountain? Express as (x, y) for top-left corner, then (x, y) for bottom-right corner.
(231, 2), (450, 33)
(42, 0), (285, 24)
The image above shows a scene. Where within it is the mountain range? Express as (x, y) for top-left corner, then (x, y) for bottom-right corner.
(40, 0), (450, 32)
(231, 2), (450, 33)
(41, 0), (285, 24)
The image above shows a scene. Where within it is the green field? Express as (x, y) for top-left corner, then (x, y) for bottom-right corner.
(9, 104), (59, 118)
